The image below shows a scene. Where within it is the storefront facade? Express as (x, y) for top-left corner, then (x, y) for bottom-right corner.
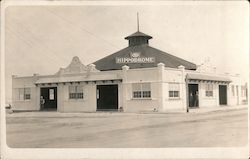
(12, 30), (248, 112)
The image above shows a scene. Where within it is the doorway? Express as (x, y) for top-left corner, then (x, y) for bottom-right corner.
(219, 85), (227, 105)
(188, 84), (199, 108)
(97, 85), (118, 111)
(40, 87), (57, 110)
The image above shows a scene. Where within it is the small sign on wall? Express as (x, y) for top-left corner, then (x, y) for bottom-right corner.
(49, 89), (54, 100)
(96, 89), (99, 99)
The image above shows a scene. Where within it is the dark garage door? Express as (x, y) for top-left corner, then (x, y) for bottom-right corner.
(97, 85), (118, 111)
(40, 87), (57, 110)
(219, 85), (227, 105)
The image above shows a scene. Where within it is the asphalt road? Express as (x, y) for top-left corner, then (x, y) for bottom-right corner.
(6, 108), (248, 148)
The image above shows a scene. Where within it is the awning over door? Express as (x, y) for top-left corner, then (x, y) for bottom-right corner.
(35, 74), (122, 84)
(186, 73), (232, 83)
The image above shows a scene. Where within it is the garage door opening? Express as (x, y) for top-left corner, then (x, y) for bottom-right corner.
(219, 85), (227, 105)
(40, 87), (57, 111)
(188, 84), (199, 108)
(97, 85), (118, 111)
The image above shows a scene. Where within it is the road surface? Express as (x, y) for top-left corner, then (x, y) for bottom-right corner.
(6, 108), (248, 148)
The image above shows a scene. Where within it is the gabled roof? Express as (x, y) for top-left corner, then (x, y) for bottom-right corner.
(93, 44), (197, 71)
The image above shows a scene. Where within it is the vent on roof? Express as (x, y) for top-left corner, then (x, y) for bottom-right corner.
(125, 31), (152, 47)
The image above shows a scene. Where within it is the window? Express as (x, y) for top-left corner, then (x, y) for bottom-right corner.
(231, 85), (235, 96)
(169, 83), (180, 98)
(69, 85), (83, 99)
(19, 88), (31, 100)
(205, 84), (213, 97)
(132, 83), (151, 98)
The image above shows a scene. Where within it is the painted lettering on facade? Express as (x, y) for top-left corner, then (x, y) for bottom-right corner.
(116, 52), (155, 64)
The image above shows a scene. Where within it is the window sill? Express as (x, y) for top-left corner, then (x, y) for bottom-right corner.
(203, 97), (215, 99)
(68, 99), (85, 102)
(17, 100), (31, 102)
(168, 97), (181, 100)
(131, 98), (152, 100)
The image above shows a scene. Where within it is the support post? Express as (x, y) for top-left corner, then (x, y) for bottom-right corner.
(157, 63), (165, 111)
(178, 65), (187, 112)
(122, 65), (129, 111)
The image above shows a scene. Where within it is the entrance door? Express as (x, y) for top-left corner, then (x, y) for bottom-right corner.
(97, 85), (118, 111)
(40, 87), (57, 110)
(219, 85), (227, 105)
(188, 84), (199, 108)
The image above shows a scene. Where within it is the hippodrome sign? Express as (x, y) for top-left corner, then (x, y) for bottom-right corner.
(116, 52), (155, 64)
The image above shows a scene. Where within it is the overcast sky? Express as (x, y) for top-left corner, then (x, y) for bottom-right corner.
(4, 2), (249, 102)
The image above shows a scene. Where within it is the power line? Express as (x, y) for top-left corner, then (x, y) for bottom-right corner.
(5, 25), (65, 69)
(44, 8), (121, 50)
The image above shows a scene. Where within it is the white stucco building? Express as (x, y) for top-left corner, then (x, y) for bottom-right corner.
(12, 28), (248, 113)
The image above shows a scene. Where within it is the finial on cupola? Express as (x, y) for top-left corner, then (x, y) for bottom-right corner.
(124, 12), (152, 46)
(137, 12), (140, 32)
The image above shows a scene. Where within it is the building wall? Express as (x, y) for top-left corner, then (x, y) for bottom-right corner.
(163, 82), (185, 111)
(162, 68), (186, 111)
(226, 75), (248, 106)
(123, 82), (159, 112)
(186, 81), (232, 108)
(59, 81), (123, 112)
(12, 76), (40, 111)
(12, 66), (247, 113)
(228, 83), (246, 105)
(126, 68), (159, 82)
(15, 65), (185, 113)
(122, 68), (160, 112)
(59, 82), (96, 112)
(185, 72), (247, 108)
(122, 65), (187, 112)
(198, 83), (218, 107)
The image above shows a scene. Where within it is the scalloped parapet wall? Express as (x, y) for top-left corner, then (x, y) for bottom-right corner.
(55, 56), (99, 75)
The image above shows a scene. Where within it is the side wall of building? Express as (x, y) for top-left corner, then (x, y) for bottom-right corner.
(198, 83), (224, 107)
(12, 76), (40, 111)
(122, 67), (159, 112)
(12, 68), (247, 112)
(58, 82), (96, 112)
(185, 72), (247, 108)
(162, 67), (186, 111)
(59, 81), (123, 112)
(228, 75), (247, 106)
(122, 65), (187, 112)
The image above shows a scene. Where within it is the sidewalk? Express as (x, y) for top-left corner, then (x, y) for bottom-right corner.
(188, 104), (248, 113)
(6, 104), (248, 118)
(6, 110), (143, 118)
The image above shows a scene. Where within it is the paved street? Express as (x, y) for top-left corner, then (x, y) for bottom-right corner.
(6, 107), (248, 148)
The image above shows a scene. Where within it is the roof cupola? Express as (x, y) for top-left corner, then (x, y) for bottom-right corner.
(125, 13), (152, 47)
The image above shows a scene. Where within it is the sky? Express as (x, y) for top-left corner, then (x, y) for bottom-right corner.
(4, 2), (249, 102)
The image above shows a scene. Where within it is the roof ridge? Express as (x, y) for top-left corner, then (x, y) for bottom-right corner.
(93, 47), (130, 64)
(147, 45), (197, 66)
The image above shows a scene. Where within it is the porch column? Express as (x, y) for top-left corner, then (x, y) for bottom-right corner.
(35, 85), (40, 111)
(157, 63), (165, 111)
(178, 65), (187, 111)
(57, 83), (64, 112)
(122, 65), (129, 111)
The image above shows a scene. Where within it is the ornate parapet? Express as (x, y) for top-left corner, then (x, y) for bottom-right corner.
(55, 56), (99, 76)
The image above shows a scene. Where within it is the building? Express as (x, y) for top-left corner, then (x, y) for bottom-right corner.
(12, 25), (248, 112)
